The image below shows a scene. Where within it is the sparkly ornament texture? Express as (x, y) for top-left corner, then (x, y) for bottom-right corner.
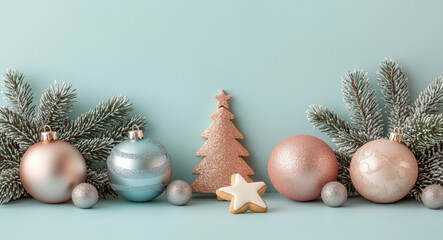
(166, 180), (192, 206)
(268, 135), (338, 201)
(20, 127), (87, 204)
(191, 90), (254, 193)
(350, 132), (418, 203)
(321, 182), (347, 207)
(107, 127), (172, 202)
(72, 183), (99, 209)
(421, 184), (443, 209)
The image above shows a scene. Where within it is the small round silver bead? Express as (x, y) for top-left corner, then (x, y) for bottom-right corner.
(166, 180), (192, 206)
(422, 184), (443, 209)
(321, 181), (348, 207)
(72, 183), (99, 209)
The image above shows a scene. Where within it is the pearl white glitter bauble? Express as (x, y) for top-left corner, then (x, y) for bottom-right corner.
(421, 184), (443, 209)
(20, 127), (87, 204)
(321, 181), (347, 207)
(107, 127), (172, 202)
(166, 180), (192, 206)
(72, 183), (99, 209)
(350, 138), (418, 203)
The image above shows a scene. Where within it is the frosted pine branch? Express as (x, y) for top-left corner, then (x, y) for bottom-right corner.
(409, 142), (443, 201)
(377, 59), (411, 131)
(0, 168), (26, 204)
(410, 76), (443, 121)
(0, 70), (144, 203)
(342, 69), (384, 139)
(403, 114), (443, 152)
(74, 138), (114, 169)
(335, 130), (372, 156)
(86, 169), (118, 198)
(307, 105), (372, 155)
(419, 142), (443, 184)
(98, 115), (147, 141)
(1, 70), (35, 118)
(0, 107), (40, 149)
(334, 151), (357, 196)
(36, 81), (76, 129)
(0, 135), (22, 170)
(307, 58), (442, 202)
(61, 96), (133, 141)
(0, 161), (18, 172)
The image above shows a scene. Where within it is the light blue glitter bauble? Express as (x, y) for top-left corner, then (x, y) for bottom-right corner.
(107, 127), (172, 202)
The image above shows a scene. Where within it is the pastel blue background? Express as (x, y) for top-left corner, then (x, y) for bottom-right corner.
(1, 0), (442, 193)
(1, 1), (442, 240)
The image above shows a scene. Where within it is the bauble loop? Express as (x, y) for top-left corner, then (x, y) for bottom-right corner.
(421, 184), (443, 209)
(321, 181), (348, 207)
(166, 180), (192, 206)
(268, 135), (338, 201)
(72, 183), (99, 209)
(41, 125), (58, 141)
(389, 127), (403, 143)
(128, 124), (144, 140)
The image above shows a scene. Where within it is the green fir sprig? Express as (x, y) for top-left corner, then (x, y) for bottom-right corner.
(0, 69), (146, 204)
(307, 59), (443, 201)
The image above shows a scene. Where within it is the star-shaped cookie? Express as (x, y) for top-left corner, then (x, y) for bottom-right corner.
(216, 174), (267, 214)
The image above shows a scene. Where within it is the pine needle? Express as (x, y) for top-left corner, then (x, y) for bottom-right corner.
(36, 81), (76, 129)
(410, 76), (443, 121)
(0, 168), (26, 204)
(342, 69), (384, 138)
(1, 70), (35, 118)
(377, 59), (411, 131)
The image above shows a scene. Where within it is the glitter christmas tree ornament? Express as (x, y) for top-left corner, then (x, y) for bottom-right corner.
(107, 125), (172, 202)
(191, 90), (255, 193)
(20, 125), (87, 204)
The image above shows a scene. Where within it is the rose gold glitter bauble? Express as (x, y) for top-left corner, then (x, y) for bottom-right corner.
(350, 129), (418, 203)
(268, 135), (338, 201)
(20, 126), (87, 204)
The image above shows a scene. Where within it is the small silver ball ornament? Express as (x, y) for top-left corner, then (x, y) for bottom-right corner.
(166, 180), (192, 206)
(72, 183), (99, 209)
(321, 181), (348, 207)
(421, 184), (443, 209)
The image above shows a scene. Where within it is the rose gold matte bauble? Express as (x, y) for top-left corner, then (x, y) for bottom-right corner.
(268, 135), (338, 201)
(20, 127), (87, 204)
(350, 131), (418, 203)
